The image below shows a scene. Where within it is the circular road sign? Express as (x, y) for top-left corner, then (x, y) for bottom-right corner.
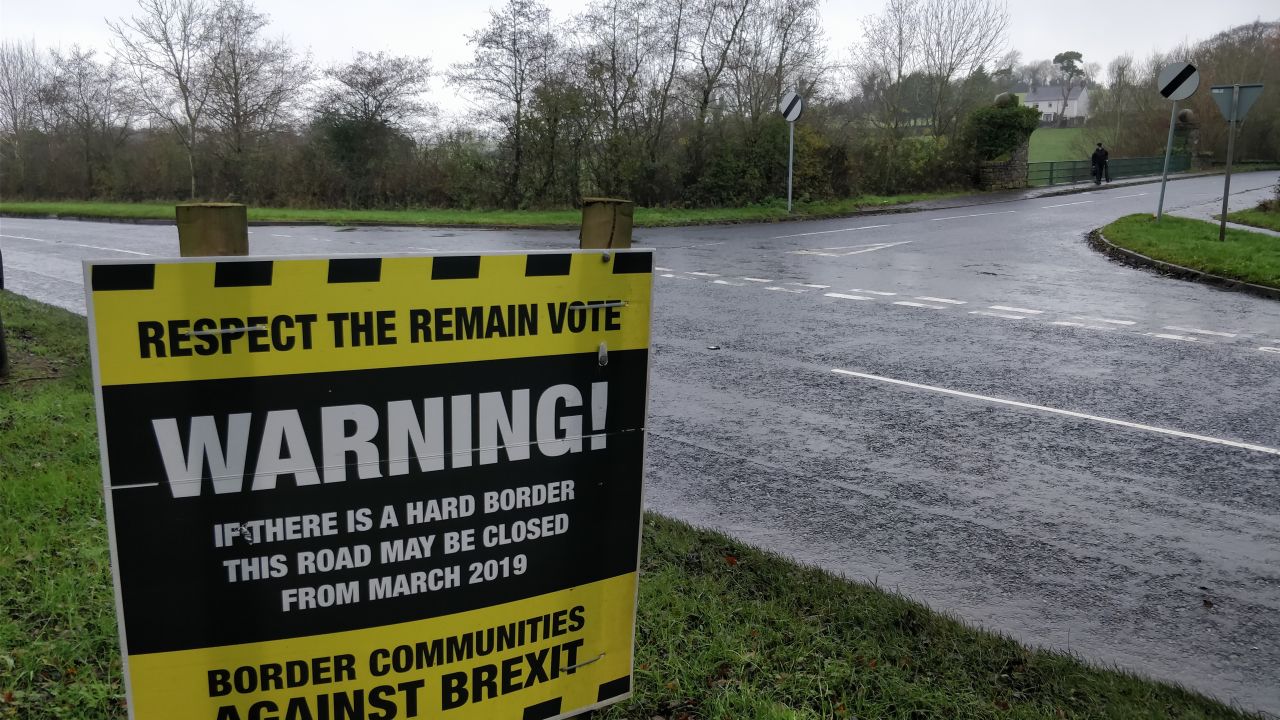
(779, 90), (804, 122)
(1157, 62), (1199, 101)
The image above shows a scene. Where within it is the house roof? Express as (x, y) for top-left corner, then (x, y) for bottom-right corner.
(1025, 85), (1086, 102)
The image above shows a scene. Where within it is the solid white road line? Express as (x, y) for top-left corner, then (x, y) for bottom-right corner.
(970, 311), (1027, 320)
(1163, 326), (1238, 338)
(765, 286), (806, 293)
(773, 224), (888, 239)
(1, 233), (50, 242)
(1147, 332), (1198, 342)
(894, 301), (947, 309)
(935, 210), (1018, 220)
(741, 277), (772, 282)
(1042, 200), (1094, 208)
(989, 305), (1044, 315)
(825, 293), (873, 301)
(831, 368), (1280, 457)
(1075, 316), (1136, 326)
(916, 296), (966, 305)
(850, 288), (896, 296)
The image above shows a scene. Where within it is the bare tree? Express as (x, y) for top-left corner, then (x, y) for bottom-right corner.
(682, 0), (753, 180)
(918, 0), (1009, 136)
(109, 0), (217, 199)
(572, 0), (652, 194)
(0, 40), (49, 191)
(726, 0), (824, 123)
(320, 52), (430, 128)
(449, 0), (556, 207)
(207, 0), (310, 196)
(48, 47), (135, 195)
(853, 0), (921, 138)
(639, 0), (687, 164)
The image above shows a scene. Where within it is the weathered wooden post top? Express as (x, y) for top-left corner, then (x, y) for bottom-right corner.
(176, 202), (249, 257)
(579, 197), (634, 249)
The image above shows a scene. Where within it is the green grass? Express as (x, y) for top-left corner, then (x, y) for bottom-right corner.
(0, 194), (960, 230)
(1101, 214), (1280, 289)
(1028, 128), (1087, 163)
(1225, 204), (1280, 233)
(0, 291), (1262, 719)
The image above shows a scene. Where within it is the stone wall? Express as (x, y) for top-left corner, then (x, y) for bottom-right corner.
(978, 142), (1029, 190)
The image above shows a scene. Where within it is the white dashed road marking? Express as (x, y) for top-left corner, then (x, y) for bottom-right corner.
(765, 286), (806, 293)
(1259, 347), (1280, 354)
(1163, 326), (1237, 338)
(1075, 316), (1136, 326)
(935, 210), (1017, 220)
(989, 305), (1044, 315)
(1052, 321), (1113, 330)
(790, 283), (830, 289)
(1147, 333), (1198, 342)
(712, 279), (747, 286)
(850, 289), (896, 296)
(1, 233), (151, 256)
(1042, 200), (1094, 208)
(894, 301), (947, 309)
(825, 293), (873, 301)
(831, 368), (1280, 456)
(1111, 193), (1148, 199)
(916, 296), (966, 305)
(741, 277), (772, 282)
(773, 224), (888, 239)
(971, 311), (1027, 320)
(687, 271), (720, 277)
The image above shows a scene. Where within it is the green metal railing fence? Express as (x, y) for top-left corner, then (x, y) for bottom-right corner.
(1027, 155), (1190, 187)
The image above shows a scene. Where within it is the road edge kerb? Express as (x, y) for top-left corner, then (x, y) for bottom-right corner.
(0, 206), (927, 230)
(1, 168), (1270, 230)
(1086, 228), (1280, 301)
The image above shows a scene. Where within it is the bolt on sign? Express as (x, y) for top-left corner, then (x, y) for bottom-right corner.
(83, 250), (653, 720)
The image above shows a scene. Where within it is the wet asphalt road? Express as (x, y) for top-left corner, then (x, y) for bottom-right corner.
(3, 172), (1279, 715)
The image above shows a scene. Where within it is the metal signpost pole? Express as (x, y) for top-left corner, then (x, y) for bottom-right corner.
(1154, 62), (1199, 221)
(788, 121), (795, 213)
(1218, 84), (1238, 242)
(778, 89), (803, 214)
(1156, 101), (1177, 221)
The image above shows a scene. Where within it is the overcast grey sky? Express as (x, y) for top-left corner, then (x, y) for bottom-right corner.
(2, 0), (1275, 119)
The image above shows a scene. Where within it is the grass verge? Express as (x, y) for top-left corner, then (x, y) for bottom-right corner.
(0, 291), (1261, 719)
(0, 194), (960, 230)
(1100, 214), (1280, 289)
(1225, 206), (1280, 233)
(1028, 128), (1087, 163)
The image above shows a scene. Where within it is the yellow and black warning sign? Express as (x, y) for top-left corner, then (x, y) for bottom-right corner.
(83, 250), (653, 720)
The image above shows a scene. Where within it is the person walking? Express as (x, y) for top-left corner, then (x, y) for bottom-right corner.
(1090, 142), (1110, 184)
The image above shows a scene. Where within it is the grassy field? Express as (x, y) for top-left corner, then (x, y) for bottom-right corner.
(0, 194), (960, 229)
(1225, 205), (1280, 232)
(1028, 128), (1087, 163)
(0, 290), (1263, 719)
(1101, 214), (1280, 288)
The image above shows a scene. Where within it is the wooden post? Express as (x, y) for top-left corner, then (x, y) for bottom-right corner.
(579, 197), (634, 249)
(176, 203), (249, 257)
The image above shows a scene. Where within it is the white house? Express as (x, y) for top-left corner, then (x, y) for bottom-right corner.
(1023, 86), (1091, 123)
